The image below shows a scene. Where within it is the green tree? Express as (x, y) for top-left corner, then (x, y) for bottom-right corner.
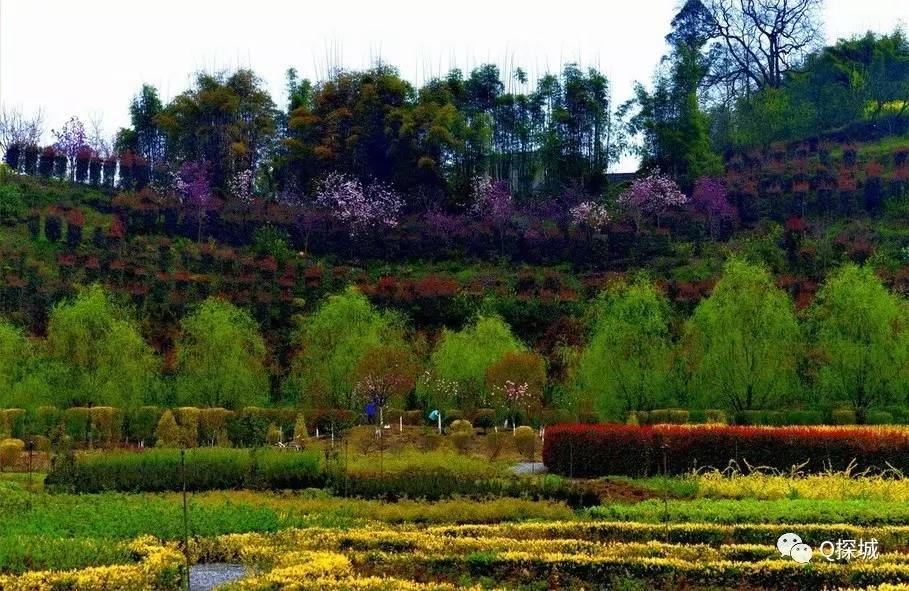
(286, 287), (404, 409)
(0, 319), (29, 404)
(175, 298), (269, 409)
(575, 280), (675, 421)
(623, 37), (720, 187)
(46, 285), (159, 408)
(129, 84), (165, 167)
(810, 265), (909, 423)
(158, 70), (278, 193)
(425, 315), (524, 411)
(685, 259), (801, 419)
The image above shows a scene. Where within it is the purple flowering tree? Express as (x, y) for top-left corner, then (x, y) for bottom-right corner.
(316, 172), (402, 238)
(471, 175), (513, 253)
(619, 170), (687, 231)
(471, 176), (512, 227)
(691, 176), (735, 240)
(52, 116), (89, 180)
(176, 160), (213, 241)
(569, 201), (611, 239)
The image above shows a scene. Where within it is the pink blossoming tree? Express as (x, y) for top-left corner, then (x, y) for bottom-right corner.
(316, 172), (403, 238)
(619, 170), (687, 231)
(691, 176), (735, 239)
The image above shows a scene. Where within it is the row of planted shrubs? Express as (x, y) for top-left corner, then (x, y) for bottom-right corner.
(0, 406), (357, 449)
(542, 423), (909, 478)
(44, 448), (324, 493)
(0, 405), (573, 450)
(629, 407), (908, 426)
(42, 447), (598, 505)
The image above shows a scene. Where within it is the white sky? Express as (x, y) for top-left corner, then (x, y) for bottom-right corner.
(1, 0), (906, 172)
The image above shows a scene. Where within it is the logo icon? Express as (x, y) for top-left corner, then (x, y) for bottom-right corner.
(777, 533), (812, 564)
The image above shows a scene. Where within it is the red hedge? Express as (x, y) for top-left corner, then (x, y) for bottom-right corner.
(542, 423), (909, 477)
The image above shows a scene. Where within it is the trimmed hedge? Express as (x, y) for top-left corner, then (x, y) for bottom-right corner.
(44, 448), (324, 493)
(542, 423), (909, 477)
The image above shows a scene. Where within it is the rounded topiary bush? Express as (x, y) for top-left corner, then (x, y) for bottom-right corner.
(450, 430), (474, 454)
(155, 411), (181, 448)
(0, 438), (25, 471)
(485, 430), (505, 460)
(448, 419), (473, 433)
(513, 426), (537, 460)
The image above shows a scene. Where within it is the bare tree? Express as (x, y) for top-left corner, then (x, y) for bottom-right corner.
(703, 0), (824, 90)
(0, 107), (45, 153)
(87, 114), (113, 158)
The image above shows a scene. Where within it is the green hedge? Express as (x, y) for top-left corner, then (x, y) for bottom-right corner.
(45, 448), (324, 493)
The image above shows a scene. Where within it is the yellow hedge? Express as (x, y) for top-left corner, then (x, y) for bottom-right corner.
(0, 537), (183, 591)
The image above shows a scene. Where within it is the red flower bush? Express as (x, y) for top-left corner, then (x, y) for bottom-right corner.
(543, 423), (909, 477)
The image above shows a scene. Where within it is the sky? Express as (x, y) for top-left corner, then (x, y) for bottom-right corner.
(0, 0), (906, 172)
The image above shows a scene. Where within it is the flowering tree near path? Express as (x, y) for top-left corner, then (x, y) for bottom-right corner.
(619, 170), (687, 231)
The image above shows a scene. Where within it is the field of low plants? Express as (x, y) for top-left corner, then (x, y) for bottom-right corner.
(0, 421), (908, 589)
(4, 475), (909, 589)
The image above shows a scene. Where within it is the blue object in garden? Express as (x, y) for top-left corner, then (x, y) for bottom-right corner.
(366, 402), (376, 419)
(428, 409), (440, 421)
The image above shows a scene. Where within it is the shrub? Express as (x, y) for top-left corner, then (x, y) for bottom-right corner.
(450, 430), (474, 454)
(155, 411), (182, 448)
(266, 423), (283, 446)
(784, 410), (824, 425)
(63, 408), (90, 444)
(448, 419), (473, 433)
(419, 432), (442, 452)
(0, 438), (24, 471)
(89, 406), (122, 448)
(252, 448), (323, 489)
(868, 411), (895, 425)
(44, 448), (324, 493)
(513, 426), (537, 460)
(35, 406), (62, 437)
(45, 448), (325, 492)
(705, 410), (727, 424)
(485, 430), (505, 460)
(290, 414), (307, 444)
(44, 211), (62, 242)
(470, 408), (496, 430)
(544, 423), (909, 477)
(0, 409), (25, 438)
(831, 409), (857, 425)
(668, 409), (689, 424)
(199, 408), (233, 446)
(173, 407), (201, 447)
(129, 406), (163, 446)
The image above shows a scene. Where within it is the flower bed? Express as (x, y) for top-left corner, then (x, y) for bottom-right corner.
(190, 523), (909, 590)
(0, 537), (183, 591)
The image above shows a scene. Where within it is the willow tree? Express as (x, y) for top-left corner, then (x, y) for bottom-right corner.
(175, 298), (269, 409)
(423, 315), (523, 412)
(286, 286), (405, 410)
(810, 265), (909, 423)
(685, 258), (801, 419)
(576, 279), (675, 421)
(47, 284), (159, 408)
